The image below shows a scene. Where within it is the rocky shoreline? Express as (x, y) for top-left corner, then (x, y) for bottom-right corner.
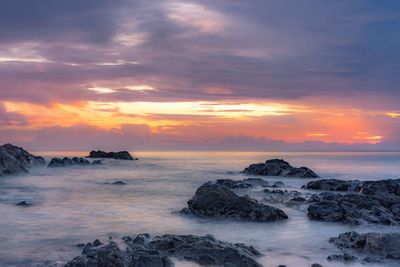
(1, 148), (399, 267)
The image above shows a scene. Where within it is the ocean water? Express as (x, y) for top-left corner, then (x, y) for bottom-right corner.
(0, 151), (399, 267)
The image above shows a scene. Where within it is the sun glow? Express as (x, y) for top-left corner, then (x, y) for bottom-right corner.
(1, 99), (391, 144)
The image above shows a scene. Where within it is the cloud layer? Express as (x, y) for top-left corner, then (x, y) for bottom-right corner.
(0, 0), (399, 150)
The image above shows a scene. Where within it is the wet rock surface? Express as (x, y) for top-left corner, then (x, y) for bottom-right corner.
(65, 233), (263, 267)
(181, 182), (288, 222)
(307, 192), (400, 225)
(105, 181), (127, 185)
(327, 253), (358, 262)
(0, 143), (45, 175)
(243, 159), (319, 178)
(16, 200), (32, 207)
(47, 157), (94, 167)
(87, 150), (137, 160)
(215, 178), (270, 188)
(330, 231), (400, 259)
(303, 178), (400, 196)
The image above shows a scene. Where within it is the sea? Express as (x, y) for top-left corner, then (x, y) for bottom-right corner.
(1, 151), (399, 267)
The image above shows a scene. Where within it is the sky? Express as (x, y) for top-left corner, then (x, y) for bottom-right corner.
(0, 0), (400, 151)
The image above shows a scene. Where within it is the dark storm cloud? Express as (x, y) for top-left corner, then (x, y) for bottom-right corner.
(0, 0), (131, 44)
(0, 0), (399, 105)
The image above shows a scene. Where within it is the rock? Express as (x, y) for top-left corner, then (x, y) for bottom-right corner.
(87, 150), (137, 160)
(311, 264), (322, 267)
(65, 234), (262, 267)
(263, 188), (309, 206)
(112, 181), (126, 185)
(243, 159), (319, 178)
(327, 253), (358, 262)
(47, 157), (91, 168)
(308, 192), (400, 225)
(302, 179), (357, 192)
(0, 143), (45, 175)
(302, 178), (400, 196)
(124, 233), (263, 267)
(181, 182), (288, 222)
(330, 231), (400, 259)
(65, 241), (124, 267)
(16, 200), (31, 207)
(272, 181), (285, 188)
(215, 178), (269, 189)
(92, 160), (102, 165)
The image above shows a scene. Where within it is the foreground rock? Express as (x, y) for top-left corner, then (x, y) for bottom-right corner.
(243, 159), (319, 178)
(330, 231), (400, 259)
(47, 157), (99, 167)
(87, 150), (137, 160)
(303, 178), (400, 196)
(181, 182), (288, 222)
(65, 233), (263, 267)
(0, 143), (45, 175)
(308, 192), (400, 225)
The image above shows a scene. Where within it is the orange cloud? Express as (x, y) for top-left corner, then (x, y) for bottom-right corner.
(1, 99), (394, 145)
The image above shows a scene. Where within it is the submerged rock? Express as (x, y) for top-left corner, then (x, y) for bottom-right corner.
(91, 160), (102, 165)
(307, 192), (400, 225)
(263, 189), (309, 206)
(87, 150), (137, 160)
(65, 234), (263, 267)
(242, 159), (319, 178)
(327, 253), (358, 263)
(181, 182), (288, 222)
(47, 157), (91, 168)
(0, 143), (45, 175)
(16, 200), (32, 207)
(303, 178), (400, 196)
(330, 231), (400, 259)
(215, 178), (269, 189)
(105, 181), (127, 185)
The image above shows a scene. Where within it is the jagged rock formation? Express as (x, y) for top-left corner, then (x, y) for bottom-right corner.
(65, 233), (263, 267)
(243, 159), (319, 178)
(0, 143), (45, 175)
(87, 150), (137, 160)
(181, 182), (288, 222)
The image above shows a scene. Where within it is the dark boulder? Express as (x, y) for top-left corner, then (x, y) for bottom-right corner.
(243, 159), (319, 178)
(47, 157), (91, 168)
(105, 181), (127, 185)
(87, 150), (137, 160)
(65, 234), (263, 267)
(330, 231), (400, 259)
(181, 182), (288, 222)
(308, 192), (400, 225)
(16, 200), (32, 207)
(124, 233), (262, 267)
(302, 178), (400, 196)
(302, 179), (357, 192)
(0, 143), (45, 175)
(65, 241), (125, 267)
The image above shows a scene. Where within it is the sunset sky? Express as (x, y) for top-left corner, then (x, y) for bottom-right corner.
(1, 0), (400, 151)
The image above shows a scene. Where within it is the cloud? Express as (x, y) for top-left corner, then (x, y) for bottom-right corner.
(0, 102), (27, 126)
(1, 1), (400, 147)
